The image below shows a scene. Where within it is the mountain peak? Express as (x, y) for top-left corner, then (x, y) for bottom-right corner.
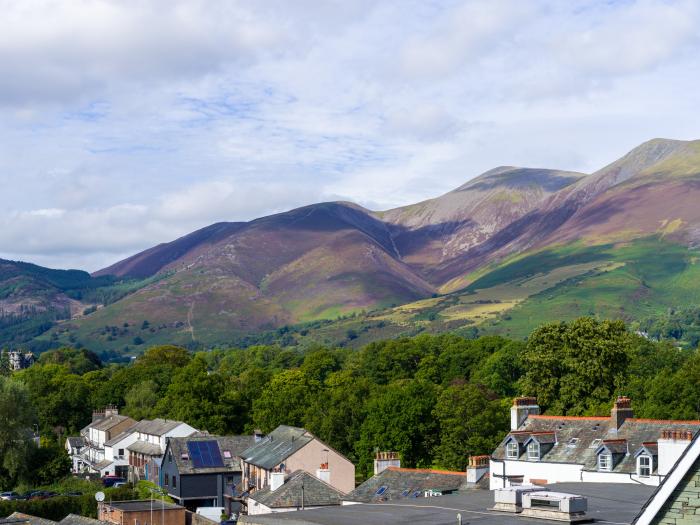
(454, 166), (585, 193)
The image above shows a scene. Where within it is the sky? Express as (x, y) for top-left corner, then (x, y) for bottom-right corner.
(1, 0), (700, 271)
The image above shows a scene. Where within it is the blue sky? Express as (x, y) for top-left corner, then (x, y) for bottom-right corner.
(1, 0), (699, 271)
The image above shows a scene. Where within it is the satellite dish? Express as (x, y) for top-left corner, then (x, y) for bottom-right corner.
(95, 491), (105, 502)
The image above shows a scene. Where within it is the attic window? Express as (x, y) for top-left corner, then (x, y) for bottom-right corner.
(181, 453), (189, 460)
(527, 441), (540, 461)
(567, 438), (579, 448)
(223, 450), (232, 459)
(375, 486), (388, 496)
(598, 453), (612, 472)
(400, 489), (410, 497)
(638, 455), (652, 477)
(590, 439), (602, 449)
(506, 442), (519, 459)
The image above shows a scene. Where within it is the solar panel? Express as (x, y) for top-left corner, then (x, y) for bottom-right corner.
(187, 440), (224, 468)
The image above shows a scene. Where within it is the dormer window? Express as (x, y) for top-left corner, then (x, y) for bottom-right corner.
(598, 453), (612, 471)
(637, 455), (652, 477)
(506, 442), (519, 459)
(527, 441), (540, 461)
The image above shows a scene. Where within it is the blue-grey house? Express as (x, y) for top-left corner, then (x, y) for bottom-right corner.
(160, 434), (256, 514)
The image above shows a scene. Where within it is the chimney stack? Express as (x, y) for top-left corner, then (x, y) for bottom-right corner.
(253, 429), (264, 443)
(466, 455), (489, 485)
(316, 462), (330, 484)
(511, 397), (540, 430)
(270, 471), (285, 491)
(658, 429), (695, 475)
(373, 451), (400, 476)
(610, 397), (633, 430)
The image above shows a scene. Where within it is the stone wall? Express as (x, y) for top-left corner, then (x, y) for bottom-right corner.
(652, 456), (700, 525)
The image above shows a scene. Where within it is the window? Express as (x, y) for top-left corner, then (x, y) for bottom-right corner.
(118, 448), (124, 457)
(375, 486), (387, 496)
(223, 450), (232, 459)
(527, 441), (540, 460)
(164, 474), (169, 486)
(566, 438), (579, 448)
(590, 439), (602, 449)
(506, 442), (519, 459)
(598, 453), (612, 471)
(172, 476), (177, 488)
(638, 455), (652, 477)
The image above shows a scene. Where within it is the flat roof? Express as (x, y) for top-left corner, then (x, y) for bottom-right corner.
(240, 482), (654, 525)
(103, 501), (183, 512)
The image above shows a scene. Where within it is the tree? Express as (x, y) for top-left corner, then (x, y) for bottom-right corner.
(355, 379), (438, 476)
(519, 317), (633, 415)
(433, 381), (509, 470)
(251, 369), (321, 432)
(0, 376), (37, 489)
(124, 380), (159, 420)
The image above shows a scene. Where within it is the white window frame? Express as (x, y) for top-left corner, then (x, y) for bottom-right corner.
(527, 441), (540, 461)
(506, 441), (519, 459)
(598, 453), (612, 471)
(637, 455), (652, 477)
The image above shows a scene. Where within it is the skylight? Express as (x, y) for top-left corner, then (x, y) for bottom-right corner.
(375, 486), (388, 496)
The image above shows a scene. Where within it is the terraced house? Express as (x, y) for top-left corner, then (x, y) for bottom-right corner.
(490, 397), (700, 489)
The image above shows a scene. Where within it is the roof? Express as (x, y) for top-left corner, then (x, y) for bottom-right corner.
(59, 515), (110, 525)
(6, 513), (56, 525)
(127, 441), (163, 456)
(249, 470), (344, 508)
(345, 467), (466, 503)
(239, 482), (654, 525)
(105, 428), (137, 447)
(598, 439), (628, 455)
(103, 500), (183, 512)
(168, 434), (256, 474)
(94, 459), (113, 470)
(493, 414), (700, 475)
(84, 414), (134, 433)
(66, 437), (85, 449)
(633, 431), (700, 525)
(241, 426), (314, 470)
(132, 419), (185, 436)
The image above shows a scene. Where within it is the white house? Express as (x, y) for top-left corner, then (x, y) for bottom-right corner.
(490, 396), (700, 489)
(74, 406), (136, 475)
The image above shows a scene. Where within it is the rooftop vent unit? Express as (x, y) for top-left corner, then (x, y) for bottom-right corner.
(492, 485), (547, 513)
(521, 491), (588, 522)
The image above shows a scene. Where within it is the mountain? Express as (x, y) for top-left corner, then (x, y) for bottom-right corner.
(18, 137), (700, 354)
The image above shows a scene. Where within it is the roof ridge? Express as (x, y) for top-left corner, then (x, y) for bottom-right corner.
(386, 466), (464, 476)
(530, 415), (609, 421)
(626, 418), (700, 425)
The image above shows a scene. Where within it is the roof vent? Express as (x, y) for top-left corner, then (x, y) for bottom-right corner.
(521, 491), (588, 522)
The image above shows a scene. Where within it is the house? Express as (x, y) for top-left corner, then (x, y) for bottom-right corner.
(343, 466), (467, 504)
(3, 350), (35, 371)
(126, 419), (198, 483)
(631, 430), (700, 524)
(160, 433), (256, 514)
(65, 437), (86, 474)
(73, 406), (136, 476)
(3, 512), (108, 525)
(247, 470), (344, 515)
(98, 500), (185, 525)
(490, 396), (700, 489)
(240, 426), (355, 495)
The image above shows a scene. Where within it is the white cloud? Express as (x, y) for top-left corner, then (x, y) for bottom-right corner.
(0, 0), (699, 270)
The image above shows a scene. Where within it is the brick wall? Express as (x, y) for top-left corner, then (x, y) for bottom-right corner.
(652, 456), (700, 525)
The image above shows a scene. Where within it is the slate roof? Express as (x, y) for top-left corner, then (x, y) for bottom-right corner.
(241, 426), (314, 470)
(103, 501), (182, 512)
(493, 414), (700, 475)
(131, 419), (184, 436)
(82, 414), (134, 433)
(344, 467), (466, 503)
(105, 428), (137, 447)
(94, 459), (113, 470)
(66, 437), (85, 449)
(168, 434), (256, 474)
(127, 441), (163, 456)
(59, 515), (110, 525)
(248, 470), (344, 509)
(240, 482), (655, 525)
(6, 513), (56, 525)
